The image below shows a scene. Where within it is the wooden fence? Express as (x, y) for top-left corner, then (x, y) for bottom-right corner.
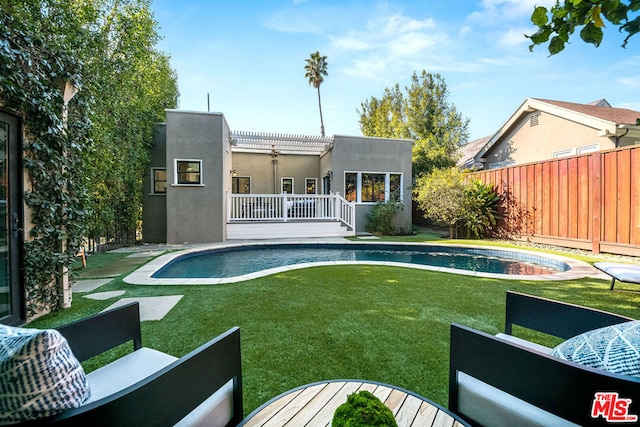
(471, 145), (640, 257)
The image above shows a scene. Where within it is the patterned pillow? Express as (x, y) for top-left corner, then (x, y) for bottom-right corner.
(551, 320), (640, 377)
(0, 325), (91, 425)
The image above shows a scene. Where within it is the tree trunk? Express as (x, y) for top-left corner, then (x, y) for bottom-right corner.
(317, 86), (325, 137)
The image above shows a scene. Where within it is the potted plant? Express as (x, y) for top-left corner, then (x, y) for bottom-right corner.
(332, 390), (398, 426)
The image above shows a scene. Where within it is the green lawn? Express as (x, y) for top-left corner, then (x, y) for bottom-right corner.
(28, 241), (640, 416)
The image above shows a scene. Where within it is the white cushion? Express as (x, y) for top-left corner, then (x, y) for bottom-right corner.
(495, 333), (553, 354)
(0, 325), (90, 425)
(86, 347), (177, 402)
(552, 320), (640, 377)
(457, 372), (579, 427)
(594, 262), (640, 284)
(174, 379), (235, 427)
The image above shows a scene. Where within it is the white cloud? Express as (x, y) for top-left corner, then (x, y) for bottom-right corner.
(618, 102), (640, 111)
(381, 14), (436, 34)
(331, 35), (371, 51)
(327, 12), (452, 81)
(617, 76), (640, 90)
(473, 0), (556, 22)
(497, 27), (533, 47)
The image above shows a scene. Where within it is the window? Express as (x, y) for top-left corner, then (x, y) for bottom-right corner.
(344, 172), (403, 203)
(175, 159), (202, 185)
(232, 176), (250, 194)
(362, 173), (385, 202)
(553, 149), (575, 158)
(282, 177), (293, 194)
(345, 173), (357, 201)
(306, 178), (317, 194)
(577, 144), (599, 154)
(152, 168), (166, 194)
(389, 174), (401, 201)
(488, 160), (516, 169)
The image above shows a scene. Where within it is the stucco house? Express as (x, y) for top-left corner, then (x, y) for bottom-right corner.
(461, 98), (640, 170)
(142, 110), (413, 244)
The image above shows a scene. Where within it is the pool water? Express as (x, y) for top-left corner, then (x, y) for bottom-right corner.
(152, 244), (568, 279)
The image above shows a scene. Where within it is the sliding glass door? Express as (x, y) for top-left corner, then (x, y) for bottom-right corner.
(0, 111), (23, 325)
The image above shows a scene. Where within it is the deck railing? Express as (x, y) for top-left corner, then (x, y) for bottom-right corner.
(227, 193), (355, 230)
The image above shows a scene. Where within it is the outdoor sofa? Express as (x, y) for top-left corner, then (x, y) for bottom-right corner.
(1, 302), (243, 426)
(449, 291), (640, 426)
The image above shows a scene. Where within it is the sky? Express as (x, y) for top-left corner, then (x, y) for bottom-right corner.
(150, 0), (640, 142)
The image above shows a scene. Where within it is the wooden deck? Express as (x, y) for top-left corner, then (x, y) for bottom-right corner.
(239, 380), (469, 427)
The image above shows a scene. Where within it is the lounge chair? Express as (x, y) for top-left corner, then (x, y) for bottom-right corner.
(594, 262), (640, 290)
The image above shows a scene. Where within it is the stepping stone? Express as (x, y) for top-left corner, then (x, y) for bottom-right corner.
(72, 278), (112, 293)
(83, 291), (126, 300)
(102, 295), (183, 321)
(357, 235), (380, 240)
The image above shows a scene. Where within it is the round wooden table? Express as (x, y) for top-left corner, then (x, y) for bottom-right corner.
(239, 379), (470, 426)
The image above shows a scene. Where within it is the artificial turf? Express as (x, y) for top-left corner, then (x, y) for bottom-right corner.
(28, 251), (640, 415)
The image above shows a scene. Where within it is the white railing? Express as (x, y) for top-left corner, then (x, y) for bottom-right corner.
(227, 193), (355, 230)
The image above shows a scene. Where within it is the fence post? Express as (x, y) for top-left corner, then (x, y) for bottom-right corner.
(591, 153), (601, 254)
(282, 193), (288, 222)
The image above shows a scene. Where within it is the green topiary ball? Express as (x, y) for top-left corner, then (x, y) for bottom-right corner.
(332, 390), (398, 427)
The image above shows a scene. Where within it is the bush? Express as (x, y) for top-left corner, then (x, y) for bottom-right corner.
(460, 180), (499, 238)
(365, 199), (406, 235)
(332, 390), (398, 427)
(414, 168), (499, 238)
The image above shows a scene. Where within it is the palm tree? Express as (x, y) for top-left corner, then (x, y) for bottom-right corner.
(304, 51), (328, 137)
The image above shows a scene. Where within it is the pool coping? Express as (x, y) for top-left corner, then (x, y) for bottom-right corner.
(122, 238), (602, 285)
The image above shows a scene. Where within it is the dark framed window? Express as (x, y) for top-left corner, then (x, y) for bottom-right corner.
(175, 160), (202, 185)
(282, 177), (293, 194)
(345, 173), (357, 201)
(389, 174), (401, 201)
(232, 176), (250, 194)
(361, 173), (385, 202)
(344, 172), (403, 203)
(152, 168), (166, 194)
(306, 178), (317, 194)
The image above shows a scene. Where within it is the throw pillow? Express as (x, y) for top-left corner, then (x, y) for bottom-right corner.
(0, 325), (91, 425)
(551, 320), (640, 377)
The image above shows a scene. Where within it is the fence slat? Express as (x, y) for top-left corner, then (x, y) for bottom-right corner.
(470, 146), (640, 256)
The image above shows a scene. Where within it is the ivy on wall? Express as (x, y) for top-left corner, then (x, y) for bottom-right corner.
(0, 12), (89, 316)
(1, 0), (178, 317)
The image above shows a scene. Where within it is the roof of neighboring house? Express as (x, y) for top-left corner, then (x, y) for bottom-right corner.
(457, 135), (492, 169)
(534, 98), (640, 125)
(470, 98), (640, 164)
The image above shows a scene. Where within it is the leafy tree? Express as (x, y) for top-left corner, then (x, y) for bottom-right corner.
(82, 0), (178, 246)
(414, 168), (467, 238)
(0, 0), (177, 315)
(414, 168), (498, 238)
(527, 1), (640, 55)
(359, 71), (469, 177)
(304, 51), (328, 137)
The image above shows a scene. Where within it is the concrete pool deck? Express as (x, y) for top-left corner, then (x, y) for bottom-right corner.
(122, 237), (604, 285)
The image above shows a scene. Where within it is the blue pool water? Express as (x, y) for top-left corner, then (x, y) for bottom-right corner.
(152, 243), (569, 279)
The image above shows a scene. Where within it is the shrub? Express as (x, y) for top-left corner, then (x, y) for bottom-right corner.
(365, 199), (406, 235)
(332, 390), (398, 427)
(460, 180), (499, 238)
(414, 168), (499, 238)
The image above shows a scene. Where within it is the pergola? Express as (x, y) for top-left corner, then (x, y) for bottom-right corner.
(230, 130), (333, 155)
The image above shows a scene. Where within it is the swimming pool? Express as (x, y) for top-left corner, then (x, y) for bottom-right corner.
(142, 241), (575, 280)
(124, 241), (598, 285)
